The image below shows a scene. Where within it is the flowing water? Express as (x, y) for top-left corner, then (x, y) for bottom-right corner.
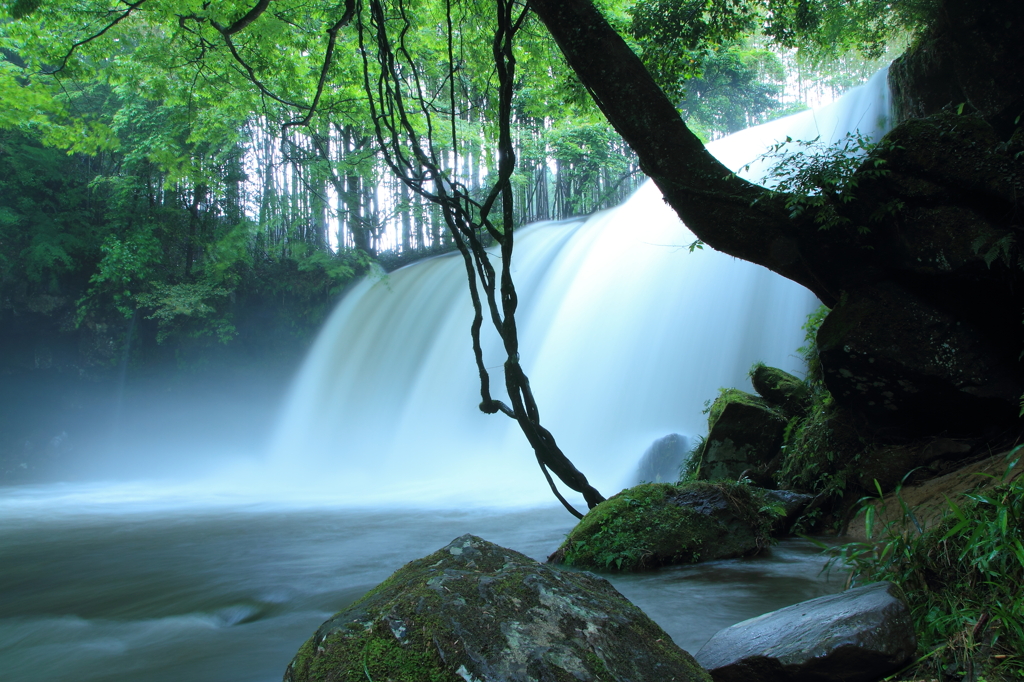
(0, 502), (842, 682)
(260, 67), (891, 508)
(0, 70), (890, 681)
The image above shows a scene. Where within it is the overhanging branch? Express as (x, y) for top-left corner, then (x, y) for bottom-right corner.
(528, 0), (844, 303)
(356, 0), (605, 516)
(216, 0), (272, 36)
(44, 0), (148, 75)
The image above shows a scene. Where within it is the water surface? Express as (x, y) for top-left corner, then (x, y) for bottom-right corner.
(1, 497), (841, 682)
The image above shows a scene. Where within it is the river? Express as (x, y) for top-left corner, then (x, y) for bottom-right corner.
(0, 492), (841, 682)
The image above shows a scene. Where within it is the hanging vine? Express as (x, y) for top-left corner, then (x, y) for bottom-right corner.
(357, 0), (605, 517)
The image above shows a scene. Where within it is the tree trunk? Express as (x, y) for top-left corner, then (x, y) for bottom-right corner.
(530, 1), (832, 285)
(400, 181), (412, 252)
(184, 183), (206, 279)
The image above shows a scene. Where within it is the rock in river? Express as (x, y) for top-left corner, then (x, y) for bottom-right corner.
(548, 482), (777, 572)
(284, 534), (711, 682)
(695, 581), (916, 682)
(700, 389), (787, 482)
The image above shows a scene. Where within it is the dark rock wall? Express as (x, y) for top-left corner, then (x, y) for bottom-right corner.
(816, 23), (1024, 436)
(889, 0), (1024, 137)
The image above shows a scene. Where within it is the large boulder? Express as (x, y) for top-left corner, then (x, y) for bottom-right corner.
(815, 108), (1024, 436)
(694, 581), (916, 682)
(284, 534), (711, 682)
(700, 389), (786, 481)
(548, 482), (776, 572)
(816, 279), (1020, 433)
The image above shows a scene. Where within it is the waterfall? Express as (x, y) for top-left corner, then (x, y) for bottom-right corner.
(264, 68), (892, 508)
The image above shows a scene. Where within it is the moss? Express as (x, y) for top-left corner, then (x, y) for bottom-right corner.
(749, 364), (810, 415)
(287, 535), (712, 682)
(582, 650), (610, 677)
(554, 481), (778, 572)
(706, 388), (771, 430)
(284, 638), (316, 682)
(699, 387), (788, 481)
(772, 385), (874, 535)
(558, 483), (681, 570)
(815, 292), (865, 355)
(297, 621), (460, 682)
(285, 546), (474, 682)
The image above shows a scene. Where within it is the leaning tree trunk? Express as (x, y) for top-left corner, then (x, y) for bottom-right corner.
(527, 0), (865, 307)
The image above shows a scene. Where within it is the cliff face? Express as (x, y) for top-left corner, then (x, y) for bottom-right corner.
(889, 0), (1024, 136)
(800, 0), (1024, 438)
(816, 110), (1024, 435)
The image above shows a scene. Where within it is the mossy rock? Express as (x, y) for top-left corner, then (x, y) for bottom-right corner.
(750, 365), (810, 417)
(548, 482), (778, 572)
(702, 390), (787, 481)
(284, 534), (711, 682)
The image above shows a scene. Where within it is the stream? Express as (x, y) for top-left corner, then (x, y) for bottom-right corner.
(0, 490), (842, 682)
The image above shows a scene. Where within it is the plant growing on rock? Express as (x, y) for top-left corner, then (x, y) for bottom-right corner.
(754, 131), (902, 233)
(550, 481), (780, 571)
(771, 304), (868, 531)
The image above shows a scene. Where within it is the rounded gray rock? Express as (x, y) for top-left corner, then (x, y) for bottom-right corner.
(285, 534), (712, 682)
(694, 581), (916, 682)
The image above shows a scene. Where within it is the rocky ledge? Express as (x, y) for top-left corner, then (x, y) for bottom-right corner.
(696, 581), (916, 682)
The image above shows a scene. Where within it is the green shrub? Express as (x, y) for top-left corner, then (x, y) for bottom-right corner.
(825, 451), (1024, 681)
(774, 304), (866, 528)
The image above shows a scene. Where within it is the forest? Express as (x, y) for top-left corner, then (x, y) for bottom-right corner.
(0, 0), (891, 372)
(2, 0), (1024, 680)
(0, 0), (895, 501)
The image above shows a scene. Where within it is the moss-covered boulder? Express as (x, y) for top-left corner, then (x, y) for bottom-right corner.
(749, 365), (810, 417)
(548, 482), (777, 572)
(284, 534), (711, 682)
(701, 389), (787, 481)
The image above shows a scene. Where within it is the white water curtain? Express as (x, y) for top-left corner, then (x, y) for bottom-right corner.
(263, 68), (892, 508)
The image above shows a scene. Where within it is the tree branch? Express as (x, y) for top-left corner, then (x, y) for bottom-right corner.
(218, 31), (306, 108)
(528, 0), (847, 303)
(216, 0), (272, 36)
(44, 0), (148, 75)
(183, 0), (360, 131)
(283, 0), (357, 132)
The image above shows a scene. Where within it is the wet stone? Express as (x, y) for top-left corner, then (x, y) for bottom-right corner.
(695, 581), (916, 682)
(285, 534), (711, 682)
